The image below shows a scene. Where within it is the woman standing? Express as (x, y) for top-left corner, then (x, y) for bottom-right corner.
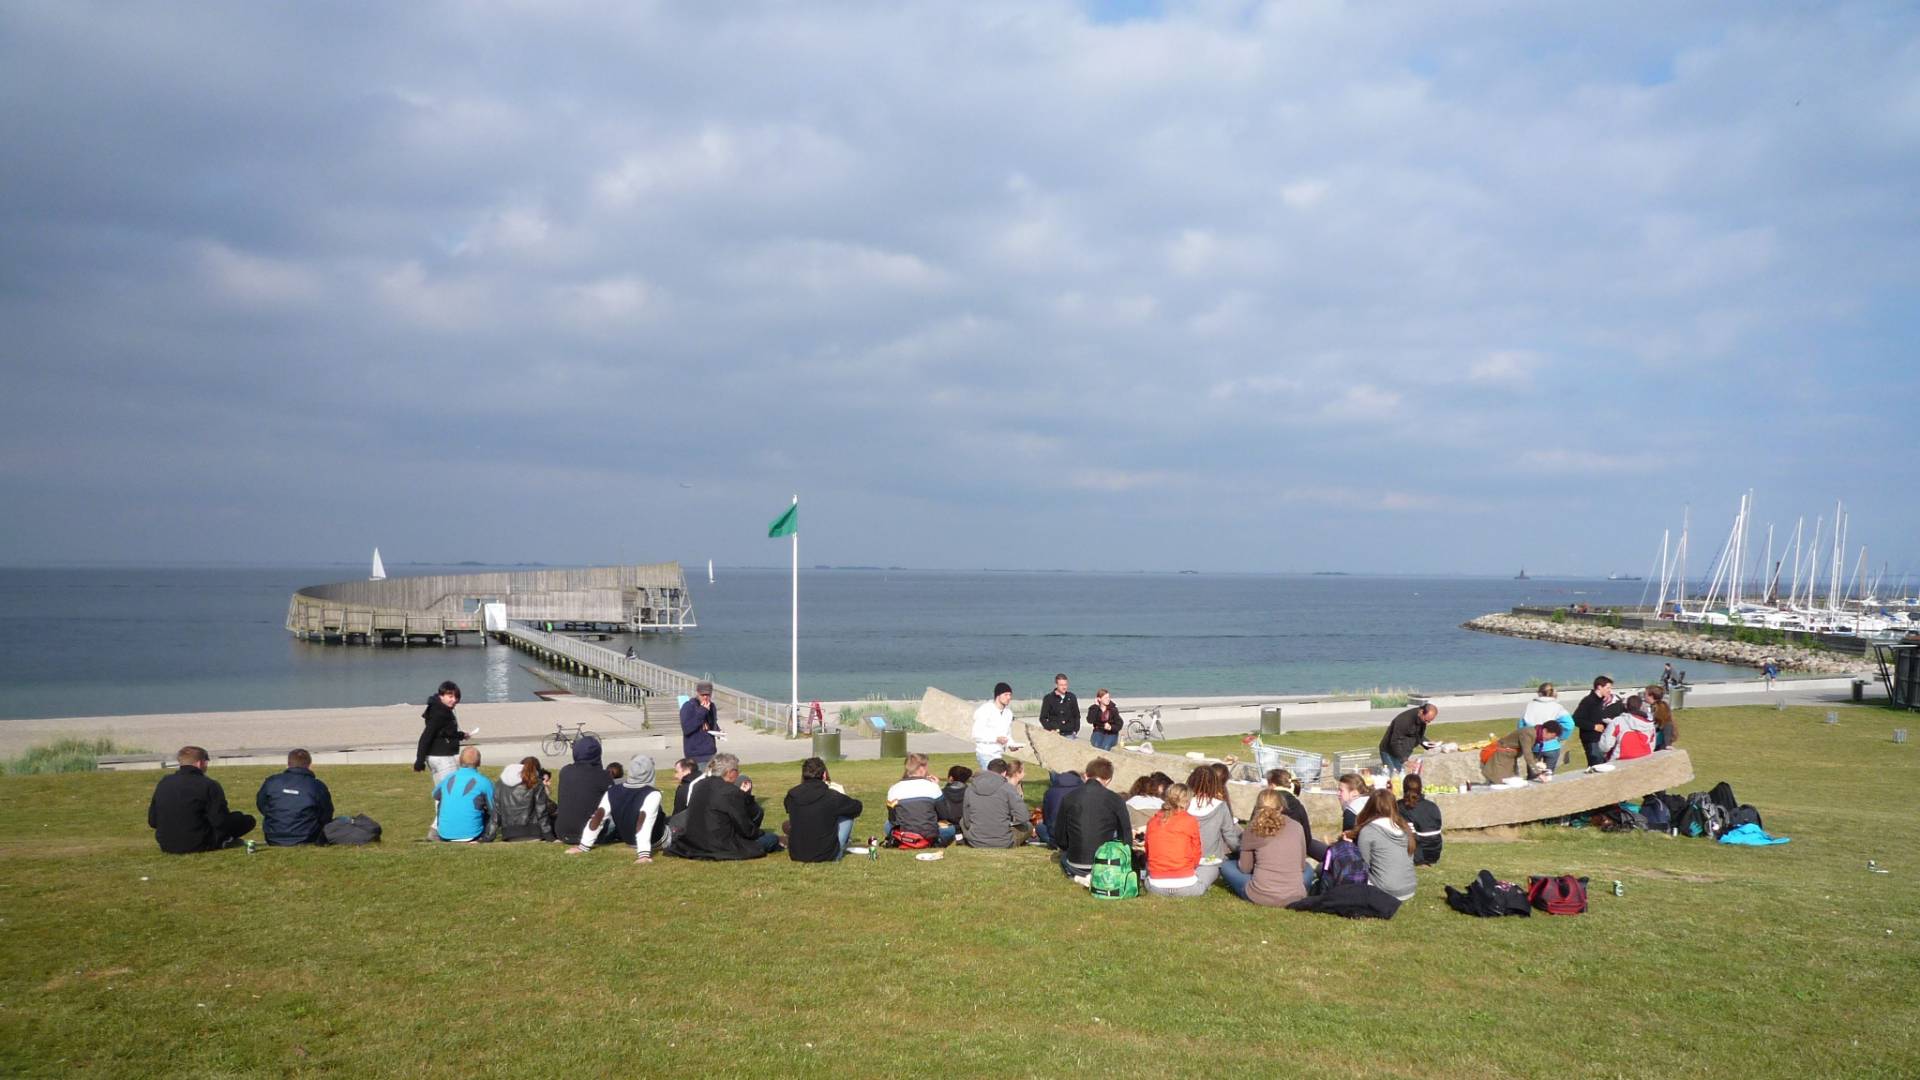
(413, 680), (465, 789)
(1143, 783), (1206, 897)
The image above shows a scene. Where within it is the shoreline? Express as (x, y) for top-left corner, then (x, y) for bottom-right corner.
(1462, 612), (1882, 676)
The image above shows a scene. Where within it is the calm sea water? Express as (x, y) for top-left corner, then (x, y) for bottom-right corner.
(0, 566), (1756, 721)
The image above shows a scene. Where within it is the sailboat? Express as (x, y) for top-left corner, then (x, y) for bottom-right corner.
(370, 548), (386, 581)
(707, 559), (714, 584)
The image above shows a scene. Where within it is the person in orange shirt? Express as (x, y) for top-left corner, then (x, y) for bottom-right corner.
(1143, 783), (1206, 897)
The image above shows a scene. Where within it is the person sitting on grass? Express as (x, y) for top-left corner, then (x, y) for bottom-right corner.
(1266, 768), (1325, 863)
(1124, 773), (1170, 813)
(149, 745), (256, 854)
(1186, 764), (1244, 894)
(432, 747), (497, 843)
(256, 748), (333, 847)
(1143, 783), (1208, 897)
(496, 756), (558, 842)
(668, 753), (780, 860)
(1038, 769), (1082, 847)
(1055, 757), (1133, 880)
(961, 758), (1032, 848)
(935, 765), (971, 844)
(568, 755), (667, 862)
(671, 758), (700, 814)
(1337, 773), (1371, 831)
(556, 736), (613, 847)
(1600, 695), (1659, 762)
(885, 753), (947, 847)
(1231, 788), (1310, 907)
(783, 756), (865, 863)
(1349, 788), (1417, 901)
(1398, 774), (1443, 866)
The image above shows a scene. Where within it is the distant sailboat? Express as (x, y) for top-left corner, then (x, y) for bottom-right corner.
(370, 548), (387, 581)
(707, 559), (715, 584)
(1514, 567), (1530, 580)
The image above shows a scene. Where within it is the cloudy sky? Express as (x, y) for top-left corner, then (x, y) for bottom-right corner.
(3, 1), (1916, 575)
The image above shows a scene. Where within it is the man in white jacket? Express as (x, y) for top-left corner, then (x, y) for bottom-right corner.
(971, 681), (1016, 769)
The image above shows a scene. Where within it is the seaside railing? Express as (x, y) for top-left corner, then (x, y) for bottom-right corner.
(499, 624), (791, 733)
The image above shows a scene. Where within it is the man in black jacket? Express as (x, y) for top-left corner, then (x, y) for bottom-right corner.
(783, 757), (864, 862)
(1054, 757), (1132, 878)
(1038, 674), (1081, 739)
(1378, 703), (1436, 771)
(412, 681), (465, 786)
(556, 736), (613, 846)
(255, 748), (333, 846)
(148, 746), (255, 854)
(668, 753), (780, 860)
(1571, 676), (1625, 768)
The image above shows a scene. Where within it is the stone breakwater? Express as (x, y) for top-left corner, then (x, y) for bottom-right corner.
(1462, 613), (1879, 676)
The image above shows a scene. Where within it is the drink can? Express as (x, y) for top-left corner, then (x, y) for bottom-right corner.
(1612, 879), (1623, 897)
(245, 840), (257, 855)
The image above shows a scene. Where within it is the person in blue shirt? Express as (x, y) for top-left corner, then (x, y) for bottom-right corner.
(432, 747), (497, 843)
(256, 748), (334, 846)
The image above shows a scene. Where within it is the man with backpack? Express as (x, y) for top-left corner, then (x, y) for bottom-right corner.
(1054, 757), (1133, 881)
(255, 748), (333, 846)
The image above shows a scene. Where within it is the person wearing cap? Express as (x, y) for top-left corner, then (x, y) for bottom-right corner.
(567, 754), (668, 862)
(971, 681), (1016, 770)
(681, 680), (722, 769)
(555, 735), (613, 846)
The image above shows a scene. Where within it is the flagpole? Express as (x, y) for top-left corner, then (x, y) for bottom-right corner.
(789, 494), (798, 739)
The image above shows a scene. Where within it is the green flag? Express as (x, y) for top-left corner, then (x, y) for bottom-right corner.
(767, 502), (797, 538)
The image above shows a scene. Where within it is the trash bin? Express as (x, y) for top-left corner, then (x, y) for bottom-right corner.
(879, 727), (908, 758)
(1260, 706), (1284, 736)
(812, 729), (842, 762)
(1672, 685), (1688, 710)
(1852, 679), (1866, 702)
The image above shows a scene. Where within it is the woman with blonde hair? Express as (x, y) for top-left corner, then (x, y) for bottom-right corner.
(1230, 789), (1310, 906)
(1143, 783), (1207, 897)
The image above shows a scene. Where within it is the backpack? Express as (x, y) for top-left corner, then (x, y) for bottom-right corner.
(888, 828), (933, 849)
(1444, 870), (1532, 917)
(1316, 839), (1370, 893)
(1708, 782), (1740, 816)
(1641, 794), (1672, 832)
(1089, 840), (1139, 899)
(1680, 793), (1728, 839)
(1527, 874), (1589, 915)
(1728, 804), (1764, 830)
(321, 814), (382, 846)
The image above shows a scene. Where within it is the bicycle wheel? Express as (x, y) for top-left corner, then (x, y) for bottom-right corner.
(540, 734), (566, 757)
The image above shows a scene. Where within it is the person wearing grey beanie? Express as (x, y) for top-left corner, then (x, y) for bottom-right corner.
(568, 753), (667, 862)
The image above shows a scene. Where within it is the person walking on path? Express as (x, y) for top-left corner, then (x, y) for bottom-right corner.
(1378, 703), (1436, 772)
(1661, 663), (1677, 694)
(971, 682), (1016, 770)
(1038, 674), (1081, 740)
(1762, 658), (1779, 690)
(1572, 676), (1626, 768)
(1085, 689), (1122, 751)
(148, 746), (255, 854)
(413, 681), (467, 789)
(680, 681), (722, 770)
(255, 748), (333, 847)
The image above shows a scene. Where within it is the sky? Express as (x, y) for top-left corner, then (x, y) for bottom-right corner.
(2, 1), (1916, 576)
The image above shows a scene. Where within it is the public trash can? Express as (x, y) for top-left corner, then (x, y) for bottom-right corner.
(1672, 685), (1688, 709)
(1260, 707), (1284, 736)
(812, 729), (842, 762)
(1853, 679), (1867, 702)
(879, 726), (908, 759)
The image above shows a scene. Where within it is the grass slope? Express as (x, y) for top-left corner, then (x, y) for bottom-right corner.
(1, 705), (1917, 1078)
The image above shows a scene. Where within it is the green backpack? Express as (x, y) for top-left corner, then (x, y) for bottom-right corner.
(1089, 840), (1139, 899)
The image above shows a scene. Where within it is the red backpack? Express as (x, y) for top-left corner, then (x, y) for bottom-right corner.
(889, 828), (933, 849)
(1526, 875), (1589, 915)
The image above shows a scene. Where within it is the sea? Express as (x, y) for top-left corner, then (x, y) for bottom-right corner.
(0, 566), (1761, 722)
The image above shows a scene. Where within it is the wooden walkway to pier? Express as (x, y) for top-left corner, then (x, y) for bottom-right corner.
(496, 624), (791, 733)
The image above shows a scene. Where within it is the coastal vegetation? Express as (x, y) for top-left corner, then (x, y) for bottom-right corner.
(1, 737), (139, 776)
(0, 704), (1915, 1076)
(836, 700), (926, 732)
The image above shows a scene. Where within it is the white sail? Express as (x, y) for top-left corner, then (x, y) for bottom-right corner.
(707, 559), (715, 584)
(370, 548), (386, 581)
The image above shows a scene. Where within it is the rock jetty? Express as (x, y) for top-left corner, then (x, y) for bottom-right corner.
(1462, 613), (1878, 676)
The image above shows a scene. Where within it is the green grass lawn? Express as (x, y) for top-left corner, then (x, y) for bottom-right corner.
(2, 704), (1917, 1078)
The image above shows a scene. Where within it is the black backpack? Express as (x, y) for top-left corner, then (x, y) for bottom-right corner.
(1445, 870), (1532, 917)
(1641, 795), (1672, 832)
(1708, 782), (1740, 816)
(321, 814), (382, 845)
(1728, 804), (1764, 830)
(1680, 793), (1728, 839)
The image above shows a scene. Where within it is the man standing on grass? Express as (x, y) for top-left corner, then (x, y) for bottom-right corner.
(1378, 702), (1437, 772)
(681, 681), (722, 770)
(256, 748), (333, 846)
(1038, 674), (1081, 740)
(1055, 757), (1132, 880)
(148, 746), (256, 854)
(971, 681), (1016, 769)
(431, 747), (497, 843)
(1573, 675), (1626, 768)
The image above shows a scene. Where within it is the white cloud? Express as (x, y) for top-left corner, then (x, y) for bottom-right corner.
(1320, 384), (1402, 420)
(196, 241), (321, 306)
(1068, 468), (1186, 493)
(1468, 350), (1541, 384)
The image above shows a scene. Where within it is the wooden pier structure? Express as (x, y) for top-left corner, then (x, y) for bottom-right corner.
(286, 563), (695, 646)
(495, 623), (791, 732)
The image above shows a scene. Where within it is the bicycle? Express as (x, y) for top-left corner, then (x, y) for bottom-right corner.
(1123, 706), (1165, 743)
(541, 721), (601, 758)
